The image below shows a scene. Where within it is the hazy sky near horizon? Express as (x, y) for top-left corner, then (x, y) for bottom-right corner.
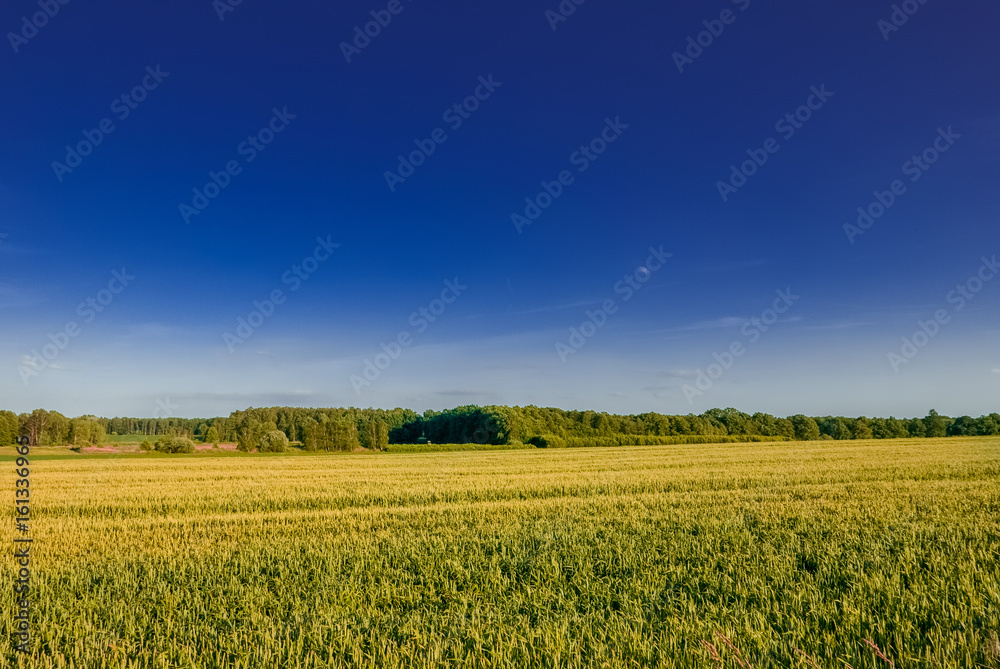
(1, 0), (998, 419)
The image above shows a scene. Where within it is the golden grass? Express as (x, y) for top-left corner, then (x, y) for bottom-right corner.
(2, 437), (998, 667)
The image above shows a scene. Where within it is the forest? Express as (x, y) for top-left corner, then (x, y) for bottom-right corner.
(2, 405), (997, 451)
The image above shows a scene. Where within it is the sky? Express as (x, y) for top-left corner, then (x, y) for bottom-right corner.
(1, 0), (998, 419)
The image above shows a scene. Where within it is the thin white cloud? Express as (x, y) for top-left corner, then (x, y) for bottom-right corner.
(18, 354), (63, 370)
(507, 299), (601, 316)
(657, 369), (698, 380)
(803, 321), (874, 331)
(677, 316), (746, 331)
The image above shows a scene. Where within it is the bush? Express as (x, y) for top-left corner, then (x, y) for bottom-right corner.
(139, 442), (154, 451)
(258, 430), (289, 453)
(154, 436), (196, 454)
(528, 434), (567, 449)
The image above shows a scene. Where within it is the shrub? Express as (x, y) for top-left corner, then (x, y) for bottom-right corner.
(258, 430), (289, 453)
(154, 436), (196, 454)
(139, 442), (154, 452)
(528, 434), (567, 449)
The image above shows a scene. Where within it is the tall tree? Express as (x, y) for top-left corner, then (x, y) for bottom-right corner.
(791, 415), (820, 441)
(851, 417), (874, 440)
(21, 409), (49, 446)
(923, 410), (949, 438)
(0, 410), (19, 445)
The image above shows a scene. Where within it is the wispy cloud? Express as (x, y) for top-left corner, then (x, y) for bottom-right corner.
(433, 390), (500, 399)
(125, 323), (191, 338)
(19, 354), (63, 370)
(657, 369), (698, 380)
(507, 299), (601, 316)
(803, 321), (874, 331)
(682, 317), (746, 330)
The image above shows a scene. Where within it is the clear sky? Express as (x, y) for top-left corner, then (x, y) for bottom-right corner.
(1, 0), (998, 419)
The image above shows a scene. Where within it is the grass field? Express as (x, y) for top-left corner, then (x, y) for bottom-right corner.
(104, 434), (160, 443)
(3, 437), (999, 668)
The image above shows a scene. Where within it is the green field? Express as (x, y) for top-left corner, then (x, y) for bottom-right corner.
(3, 438), (999, 668)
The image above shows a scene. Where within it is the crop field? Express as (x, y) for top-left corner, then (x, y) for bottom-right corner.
(2, 437), (999, 668)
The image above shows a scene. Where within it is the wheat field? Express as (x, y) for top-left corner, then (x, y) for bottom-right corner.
(2, 437), (999, 668)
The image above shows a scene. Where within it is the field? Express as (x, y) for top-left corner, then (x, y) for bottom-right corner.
(2, 438), (999, 668)
(104, 434), (160, 443)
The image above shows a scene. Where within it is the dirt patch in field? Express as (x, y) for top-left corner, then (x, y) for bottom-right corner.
(195, 443), (239, 451)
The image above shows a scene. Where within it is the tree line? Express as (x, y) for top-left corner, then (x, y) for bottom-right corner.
(2, 406), (997, 449)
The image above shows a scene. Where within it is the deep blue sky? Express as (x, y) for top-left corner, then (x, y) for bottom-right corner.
(2, 0), (998, 418)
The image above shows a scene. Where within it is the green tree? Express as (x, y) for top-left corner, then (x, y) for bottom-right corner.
(154, 436), (196, 453)
(790, 415), (820, 441)
(947, 416), (978, 436)
(204, 425), (220, 445)
(851, 417), (874, 440)
(43, 411), (70, 445)
(820, 417), (852, 440)
(21, 409), (49, 446)
(923, 409), (949, 438)
(70, 416), (105, 445)
(258, 430), (289, 452)
(885, 417), (910, 438)
(370, 419), (389, 450)
(0, 410), (19, 445)
(977, 413), (1000, 435)
(235, 415), (271, 452)
(703, 408), (752, 435)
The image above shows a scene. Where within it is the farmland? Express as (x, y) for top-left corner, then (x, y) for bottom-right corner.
(3, 437), (999, 668)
